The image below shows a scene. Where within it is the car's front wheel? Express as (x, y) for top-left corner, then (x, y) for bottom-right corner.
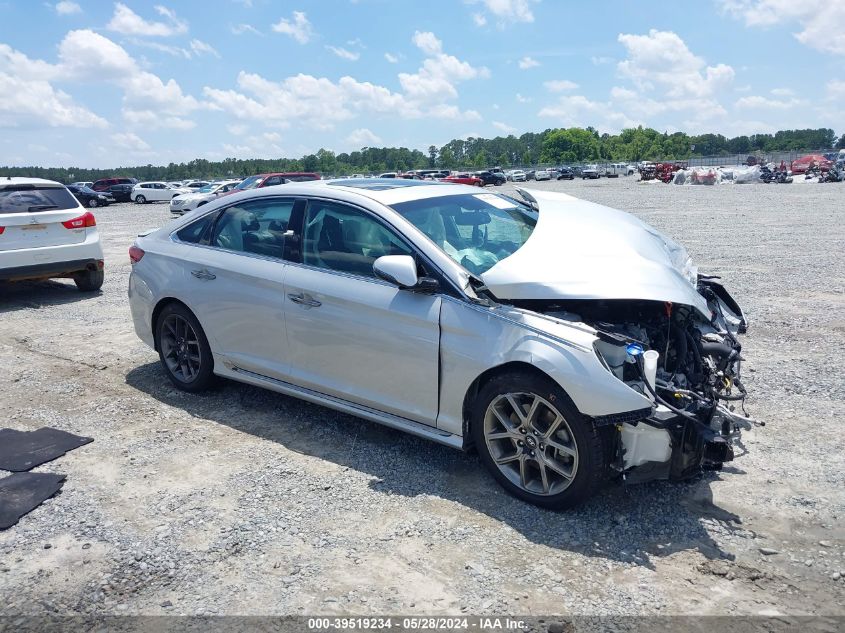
(156, 303), (215, 392)
(87, 198), (99, 208)
(471, 371), (607, 509)
(135, 195), (146, 204)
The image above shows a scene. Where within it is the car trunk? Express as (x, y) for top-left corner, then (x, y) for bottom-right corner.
(0, 185), (89, 251)
(0, 209), (90, 251)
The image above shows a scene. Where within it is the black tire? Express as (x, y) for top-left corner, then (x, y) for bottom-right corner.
(471, 371), (608, 510)
(155, 303), (215, 392)
(73, 268), (104, 292)
(87, 198), (99, 208)
(135, 195), (146, 204)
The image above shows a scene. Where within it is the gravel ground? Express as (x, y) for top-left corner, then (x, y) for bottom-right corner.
(0, 178), (843, 618)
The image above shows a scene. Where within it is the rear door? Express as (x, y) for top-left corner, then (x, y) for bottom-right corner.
(0, 185), (88, 254)
(174, 196), (300, 379)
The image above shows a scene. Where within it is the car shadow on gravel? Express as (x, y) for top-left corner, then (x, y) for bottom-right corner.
(0, 280), (99, 313)
(126, 362), (745, 570)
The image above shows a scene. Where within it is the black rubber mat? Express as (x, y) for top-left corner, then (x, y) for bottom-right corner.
(0, 427), (93, 472)
(0, 472), (66, 529)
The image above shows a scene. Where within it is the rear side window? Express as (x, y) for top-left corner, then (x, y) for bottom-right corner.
(0, 186), (79, 213)
(176, 213), (215, 244)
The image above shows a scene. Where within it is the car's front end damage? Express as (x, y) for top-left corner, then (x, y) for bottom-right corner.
(481, 188), (760, 484)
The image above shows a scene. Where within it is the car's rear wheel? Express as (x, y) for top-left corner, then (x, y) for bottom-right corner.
(135, 195), (146, 204)
(73, 268), (104, 292)
(87, 198), (99, 208)
(471, 371), (607, 509)
(156, 303), (215, 392)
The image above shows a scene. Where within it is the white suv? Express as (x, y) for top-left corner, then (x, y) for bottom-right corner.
(0, 177), (105, 291)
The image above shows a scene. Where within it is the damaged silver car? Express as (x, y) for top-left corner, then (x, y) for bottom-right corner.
(129, 179), (756, 509)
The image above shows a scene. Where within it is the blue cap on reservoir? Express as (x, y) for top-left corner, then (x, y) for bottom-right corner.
(626, 343), (644, 358)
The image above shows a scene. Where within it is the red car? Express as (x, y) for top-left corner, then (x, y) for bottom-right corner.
(223, 172), (321, 196)
(440, 173), (483, 187)
(790, 154), (831, 174)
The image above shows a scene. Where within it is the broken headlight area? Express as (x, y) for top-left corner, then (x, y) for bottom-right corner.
(514, 287), (760, 484)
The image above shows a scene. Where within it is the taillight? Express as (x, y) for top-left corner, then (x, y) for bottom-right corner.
(62, 211), (96, 229)
(129, 245), (145, 263)
(0, 227), (5, 235)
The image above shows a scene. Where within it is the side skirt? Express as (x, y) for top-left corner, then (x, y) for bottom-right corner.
(216, 365), (464, 450)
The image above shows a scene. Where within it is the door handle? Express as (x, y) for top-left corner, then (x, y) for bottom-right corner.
(287, 292), (321, 308)
(191, 269), (216, 280)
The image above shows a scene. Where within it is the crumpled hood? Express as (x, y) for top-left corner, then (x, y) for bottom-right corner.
(481, 188), (711, 317)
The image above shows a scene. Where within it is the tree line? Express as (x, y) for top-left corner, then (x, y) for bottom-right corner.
(3, 127), (842, 182)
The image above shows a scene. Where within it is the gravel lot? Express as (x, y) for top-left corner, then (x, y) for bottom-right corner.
(1, 177), (843, 618)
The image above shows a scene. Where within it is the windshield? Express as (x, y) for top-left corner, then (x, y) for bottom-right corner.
(391, 193), (537, 276)
(234, 175), (262, 191)
(0, 186), (79, 213)
(198, 184), (217, 193)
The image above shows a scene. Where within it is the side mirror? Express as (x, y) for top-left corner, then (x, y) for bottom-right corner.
(373, 255), (418, 288)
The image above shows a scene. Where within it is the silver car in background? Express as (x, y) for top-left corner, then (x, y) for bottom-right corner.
(128, 179), (751, 508)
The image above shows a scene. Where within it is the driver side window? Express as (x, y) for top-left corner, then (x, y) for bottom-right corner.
(302, 201), (412, 278)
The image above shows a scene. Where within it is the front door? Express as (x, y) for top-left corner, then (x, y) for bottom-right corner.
(283, 199), (441, 425)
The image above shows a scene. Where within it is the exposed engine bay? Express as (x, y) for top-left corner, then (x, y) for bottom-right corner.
(511, 276), (759, 484)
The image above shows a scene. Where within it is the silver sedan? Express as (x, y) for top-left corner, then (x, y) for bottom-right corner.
(128, 179), (751, 508)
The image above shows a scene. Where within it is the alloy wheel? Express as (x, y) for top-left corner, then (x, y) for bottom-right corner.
(160, 314), (202, 382)
(483, 392), (579, 496)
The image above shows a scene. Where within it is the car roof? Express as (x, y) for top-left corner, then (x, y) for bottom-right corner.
(245, 177), (489, 206)
(0, 176), (64, 189)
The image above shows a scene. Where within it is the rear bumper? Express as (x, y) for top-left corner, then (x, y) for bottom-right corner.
(0, 258), (102, 282)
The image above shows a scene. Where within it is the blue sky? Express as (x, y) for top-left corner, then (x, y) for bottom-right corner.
(1, 0), (843, 167)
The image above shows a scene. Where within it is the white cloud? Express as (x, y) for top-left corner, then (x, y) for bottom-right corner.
(346, 128), (382, 146)
(538, 94), (638, 132)
(55, 1), (81, 15)
(492, 121), (516, 134)
(232, 23), (262, 36)
(128, 38), (191, 59)
(515, 93), (531, 103)
(190, 39), (220, 59)
(412, 31), (442, 56)
(57, 30), (202, 128)
(272, 11), (312, 44)
(384, 52), (399, 63)
(771, 87), (794, 97)
(734, 95), (806, 109)
(472, 13), (487, 26)
(0, 72), (107, 129)
(327, 46), (360, 61)
(467, 0), (535, 26)
(399, 32), (489, 104)
(204, 33), (486, 128)
(617, 30), (734, 99)
(107, 3), (188, 37)
(518, 56), (539, 69)
(112, 131), (151, 151)
(591, 55), (613, 65)
(226, 123), (249, 135)
(544, 79), (578, 92)
(718, 1), (845, 55)
(826, 79), (845, 99)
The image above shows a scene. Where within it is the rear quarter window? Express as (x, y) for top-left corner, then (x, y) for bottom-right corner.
(176, 213), (215, 244)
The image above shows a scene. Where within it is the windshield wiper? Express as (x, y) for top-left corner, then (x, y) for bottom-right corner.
(28, 205), (60, 211)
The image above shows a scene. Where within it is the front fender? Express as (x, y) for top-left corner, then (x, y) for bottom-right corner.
(436, 298), (652, 436)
